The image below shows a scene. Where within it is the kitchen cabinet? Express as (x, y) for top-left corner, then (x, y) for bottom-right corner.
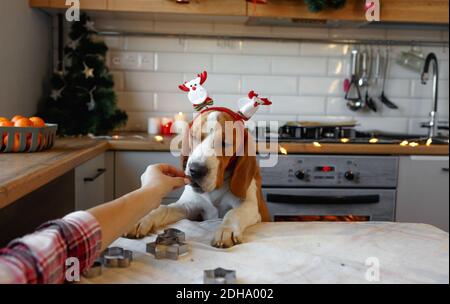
(115, 151), (183, 204)
(109, 0), (246, 16)
(396, 156), (449, 232)
(247, 0), (449, 24)
(29, 0), (448, 24)
(75, 152), (111, 210)
(29, 0), (246, 16)
(29, 0), (108, 10)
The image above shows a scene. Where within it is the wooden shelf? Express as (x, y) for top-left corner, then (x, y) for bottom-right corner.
(247, 0), (449, 24)
(29, 0), (448, 24)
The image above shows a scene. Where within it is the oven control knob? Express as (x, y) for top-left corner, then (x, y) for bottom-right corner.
(344, 171), (355, 181)
(295, 170), (306, 180)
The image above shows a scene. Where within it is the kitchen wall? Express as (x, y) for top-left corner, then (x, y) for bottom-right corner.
(0, 0), (51, 118)
(93, 17), (449, 134)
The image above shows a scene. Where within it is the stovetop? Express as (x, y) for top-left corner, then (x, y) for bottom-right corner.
(255, 125), (449, 145)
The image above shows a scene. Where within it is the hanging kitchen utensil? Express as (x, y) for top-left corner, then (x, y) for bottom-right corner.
(346, 48), (363, 111)
(365, 47), (379, 112)
(396, 46), (425, 73)
(358, 47), (370, 88)
(380, 47), (399, 109)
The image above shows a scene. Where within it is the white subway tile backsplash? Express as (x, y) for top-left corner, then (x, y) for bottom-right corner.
(384, 78), (411, 98)
(242, 75), (297, 95)
(154, 93), (193, 112)
(356, 117), (409, 133)
(157, 53), (212, 72)
(117, 92), (155, 112)
(326, 97), (381, 117)
(126, 37), (186, 52)
(213, 55), (271, 74)
(300, 43), (350, 57)
(327, 57), (349, 76)
(91, 17), (449, 133)
(411, 79), (449, 99)
(272, 57), (327, 76)
(299, 77), (342, 96)
(270, 96), (325, 115)
(125, 72), (183, 92)
(271, 27), (329, 39)
(197, 74), (241, 94)
(111, 71), (124, 91)
(186, 39), (241, 54)
(241, 41), (299, 56)
(210, 94), (262, 112)
(408, 117), (429, 135)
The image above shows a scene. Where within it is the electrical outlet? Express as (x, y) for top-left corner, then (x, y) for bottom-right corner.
(109, 52), (139, 70)
(138, 52), (155, 71)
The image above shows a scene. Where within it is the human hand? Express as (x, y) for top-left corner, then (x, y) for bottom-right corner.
(140, 163), (190, 196)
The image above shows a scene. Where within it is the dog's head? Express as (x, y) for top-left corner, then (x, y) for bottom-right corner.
(181, 110), (257, 199)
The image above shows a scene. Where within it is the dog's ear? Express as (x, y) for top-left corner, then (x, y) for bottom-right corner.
(180, 127), (190, 171)
(230, 130), (257, 199)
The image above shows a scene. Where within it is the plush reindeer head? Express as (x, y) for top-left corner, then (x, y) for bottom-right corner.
(178, 71), (209, 105)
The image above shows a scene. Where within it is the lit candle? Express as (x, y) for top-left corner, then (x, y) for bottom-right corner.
(160, 117), (173, 136)
(148, 117), (160, 135)
(173, 112), (187, 134)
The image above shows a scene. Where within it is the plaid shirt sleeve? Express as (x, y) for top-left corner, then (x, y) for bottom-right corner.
(0, 211), (102, 284)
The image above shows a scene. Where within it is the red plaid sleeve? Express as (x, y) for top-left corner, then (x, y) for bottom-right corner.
(0, 211), (102, 284)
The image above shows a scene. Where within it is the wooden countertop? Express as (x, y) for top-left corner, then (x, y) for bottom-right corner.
(0, 138), (108, 209)
(0, 134), (448, 210)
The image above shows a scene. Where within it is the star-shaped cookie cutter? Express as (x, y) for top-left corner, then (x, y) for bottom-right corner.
(146, 228), (188, 260)
(101, 247), (133, 268)
(203, 267), (237, 284)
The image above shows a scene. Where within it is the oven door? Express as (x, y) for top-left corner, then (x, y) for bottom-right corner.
(262, 188), (396, 222)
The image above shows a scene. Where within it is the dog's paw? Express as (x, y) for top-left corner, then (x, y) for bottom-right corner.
(124, 215), (158, 239)
(212, 226), (243, 248)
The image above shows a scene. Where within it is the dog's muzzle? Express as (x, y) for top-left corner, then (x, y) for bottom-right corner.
(188, 162), (208, 193)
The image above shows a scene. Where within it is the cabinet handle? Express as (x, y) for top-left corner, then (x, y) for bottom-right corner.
(84, 168), (106, 182)
(443, 168), (449, 173)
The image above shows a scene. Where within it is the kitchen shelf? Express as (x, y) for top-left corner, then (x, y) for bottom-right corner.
(29, 0), (449, 24)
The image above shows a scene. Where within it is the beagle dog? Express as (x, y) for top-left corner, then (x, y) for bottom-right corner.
(126, 108), (270, 248)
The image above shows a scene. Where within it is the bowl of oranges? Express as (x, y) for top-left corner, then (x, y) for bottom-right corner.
(0, 116), (57, 153)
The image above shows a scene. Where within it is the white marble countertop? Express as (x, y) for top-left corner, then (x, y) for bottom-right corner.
(81, 220), (449, 284)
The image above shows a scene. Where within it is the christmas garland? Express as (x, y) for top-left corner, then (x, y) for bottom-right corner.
(303, 0), (346, 12)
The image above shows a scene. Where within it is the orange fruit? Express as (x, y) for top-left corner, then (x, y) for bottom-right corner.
(11, 115), (25, 123)
(0, 117), (10, 123)
(0, 120), (13, 127)
(3, 134), (20, 152)
(14, 117), (33, 128)
(29, 117), (46, 128)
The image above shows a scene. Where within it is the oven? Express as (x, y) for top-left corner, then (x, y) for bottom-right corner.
(260, 155), (398, 222)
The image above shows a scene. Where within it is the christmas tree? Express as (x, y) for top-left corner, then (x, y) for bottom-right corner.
(39, 14), (127, 135)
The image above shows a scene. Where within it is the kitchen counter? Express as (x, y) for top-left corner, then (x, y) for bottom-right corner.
(0, 134), (448, 209)
(81, 219), (449, 284)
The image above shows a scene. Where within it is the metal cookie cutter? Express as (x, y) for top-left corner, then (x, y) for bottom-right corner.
(82, 260), (103, 278)
(101, 247), (133, 268)
(146, 228), (188, 260)
(204, 267), (237, 284)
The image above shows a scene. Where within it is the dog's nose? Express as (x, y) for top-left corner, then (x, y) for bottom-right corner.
(189, 162), (208, 180)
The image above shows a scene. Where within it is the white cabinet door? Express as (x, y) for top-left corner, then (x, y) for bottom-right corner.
(75, 153), (107, 211)
(115, 152), (183, 201)
(396, 156), (449, 231)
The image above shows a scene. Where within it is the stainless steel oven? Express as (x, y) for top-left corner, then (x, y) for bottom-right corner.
(260, 155), (398, 222)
